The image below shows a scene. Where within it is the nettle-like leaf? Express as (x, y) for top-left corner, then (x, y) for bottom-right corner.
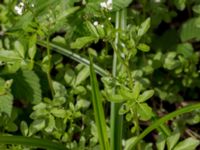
(11, 69), (42, 104)
(112, 0), (133, 11)
(180, 18), (200, 42)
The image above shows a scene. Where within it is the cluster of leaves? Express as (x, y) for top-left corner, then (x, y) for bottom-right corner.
(0, 0), (200, 149)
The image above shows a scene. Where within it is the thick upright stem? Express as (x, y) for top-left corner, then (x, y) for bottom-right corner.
(110, 9), (127, 150)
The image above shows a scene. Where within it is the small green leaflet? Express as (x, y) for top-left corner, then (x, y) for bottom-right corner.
(173, 137), (200, 150)
(71, 36), (98, 49)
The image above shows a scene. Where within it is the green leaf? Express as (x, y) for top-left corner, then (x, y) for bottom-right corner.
(85, 21), (99, 38)
(57, 6), (80, 21)
(89, 56), (110, 150)
(166, 131), (180, 150)
(156, 138), (166, 150)
(70, 36), (98, 49)
(113, 0), (133, 11)
(50, 108), (66, 118)
(138, 18), (151, 37)
(29, 119), (45, 136)
(11, 70), (42, 104)
(0, 50), (21, 62)
(137, 103), (153, 121)
(45, 115), (55, 133)
(119, 86), (135, 100)
(20, 121), (29, 136)
(173, 0), (186, 11)
(193, 4), (200, 14)
(0, 93), (13, 117)
(14, 41), (25, 58)
(176, 43), (193, 58)
(180, 18), (200, 42)
(119, 103), (130, 115)
(173, 137), (200, 150)
(28, 34), (37, 60)
(137, 90), (154, 102)
(75, 65), (90, 86)
(137, 43), (150, 52)
(132, 82), (141, 100)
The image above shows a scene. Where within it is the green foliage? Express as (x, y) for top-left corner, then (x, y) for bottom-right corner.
(0, 0), (200, 149)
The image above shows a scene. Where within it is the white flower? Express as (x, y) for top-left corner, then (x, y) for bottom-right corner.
(14, 2), (25, 15)
(154, 0), (161, 3)
(108, 17), (111, 21)
(101, 24), (104, 28)
(100, 0), (112, 10)
(31, 4), (35, 8)
(93, 21), (99, 26)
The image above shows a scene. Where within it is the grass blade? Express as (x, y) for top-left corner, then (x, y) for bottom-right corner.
(0, 135), (66, 150)
(126, 103), (200, 150)
(89, 55), (110, 150)
(37, 40), (110, 77)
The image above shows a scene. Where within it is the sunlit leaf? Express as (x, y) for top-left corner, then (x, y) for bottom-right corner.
(173, 137), (200, 150)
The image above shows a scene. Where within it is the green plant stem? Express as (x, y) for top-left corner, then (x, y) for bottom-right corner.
(37, 40), (109, 77)
(126, 103), (200, 150)
(110, 9), (127, 150)
(0, 135), (66, 150)
(46, 37), (55, 97)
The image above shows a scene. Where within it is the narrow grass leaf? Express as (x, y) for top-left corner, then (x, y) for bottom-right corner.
(37, 40), (109, 77)
(126, 103), (200, 150)
(89, 56), (110, 150)
(0, 135), (66, 150)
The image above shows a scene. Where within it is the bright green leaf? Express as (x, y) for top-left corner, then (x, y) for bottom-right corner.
(137, 90), (154, 102)
(138, 18), (151, 37)
(20, 121), (29, 136)
(166, 131), (180, 150)
(137, 103), (153, 121)
(75, 66), (90, 86)
(132, 82), (141, 100)
(0, 50), (21, 62)
(28, 34), (37, 60)
(137, 43), (150, 52)
(70, 36), (98, 49)
(14, 41), (25, 58)
(50, 108), (66, 118)
(0, 93), (13, 117)
(173, 137), (200, 150)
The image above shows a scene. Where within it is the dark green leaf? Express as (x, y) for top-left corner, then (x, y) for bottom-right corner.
(11, 70), (42, 104)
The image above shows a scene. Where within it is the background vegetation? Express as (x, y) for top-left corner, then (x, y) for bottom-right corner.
(0, 0), (200, 149)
